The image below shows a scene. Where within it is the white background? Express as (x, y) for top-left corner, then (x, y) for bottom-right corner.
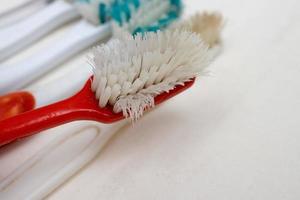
(0, 0), (300, 199)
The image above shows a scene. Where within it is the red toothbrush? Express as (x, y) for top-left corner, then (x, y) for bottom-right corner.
(0, 30), (212, 146)
(0, 78), (194, 146)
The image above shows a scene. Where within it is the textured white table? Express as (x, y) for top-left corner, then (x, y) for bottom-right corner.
(0, 0), (300, 199)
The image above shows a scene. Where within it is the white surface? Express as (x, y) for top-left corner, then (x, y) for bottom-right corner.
(0, 0), (300, 199)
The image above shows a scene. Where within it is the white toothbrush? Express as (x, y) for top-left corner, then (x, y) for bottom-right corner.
(0, 0), (180, 94)
(0, 0), (81, 62)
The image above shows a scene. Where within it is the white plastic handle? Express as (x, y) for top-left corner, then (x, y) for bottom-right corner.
(0, 121), (127, 200)
(0, 21), (112, 94)
(0, 0), (53, 29)
(0, 0), (80, 62)
(0, 0), (50, 19)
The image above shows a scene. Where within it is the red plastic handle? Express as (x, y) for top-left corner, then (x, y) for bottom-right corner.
(0, 78), (195, 146)
(0, 91), (35, 120)
(0, 79), (124, 146)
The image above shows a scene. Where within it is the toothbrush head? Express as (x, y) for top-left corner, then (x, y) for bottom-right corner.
(74, 0), (116, 25)
(172, 12), (223, 48)
(112, 0), (182, 36)
(90, 30), (213, 121)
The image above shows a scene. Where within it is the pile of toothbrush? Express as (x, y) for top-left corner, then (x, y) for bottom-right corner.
(0, 0), (223, 198)
(0, 0), (223, 146)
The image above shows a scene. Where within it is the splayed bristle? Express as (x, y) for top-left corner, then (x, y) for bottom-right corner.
(173, 12), (223, 47)
(89, 30), (214, 121)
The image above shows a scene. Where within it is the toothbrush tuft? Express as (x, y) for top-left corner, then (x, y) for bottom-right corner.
(112, 0), (182, 37)
(74, 0), (116, 25)
(173, 12), (223, 48)
(89, 30), (214, 121)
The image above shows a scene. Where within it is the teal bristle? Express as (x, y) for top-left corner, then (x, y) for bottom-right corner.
(99, 3), (107, 23)
(75, 0), (143, 24)
(132, 0), (182, 35)
(110, 0), (140, 26)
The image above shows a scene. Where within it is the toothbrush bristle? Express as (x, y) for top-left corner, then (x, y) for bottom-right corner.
(89, 30), (213, 121)
(112, 0), (182, 36)
(75, 0), (135, 25)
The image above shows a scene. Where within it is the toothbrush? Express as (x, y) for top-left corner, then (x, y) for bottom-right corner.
(171, 12), (223, 48)
(0, 0), (84, 62)
(0, 0), (181, 94)
(0, 0), (54, 28)
(0, 29), (214, 146)
(0, 12), (223, 120)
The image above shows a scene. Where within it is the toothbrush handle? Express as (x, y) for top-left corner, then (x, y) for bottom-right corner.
(0, 0), (51, 29)
(0, 22), (111, 94)
(0, 96), (82, 146)
(0, 0), (49, 18)
(0, 0), (80, 61)
(0, 78), (121, 146)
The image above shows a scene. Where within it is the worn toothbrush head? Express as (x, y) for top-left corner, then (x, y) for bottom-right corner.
(89, 30), (214, 121)
(112, 0), (182, 36)
(173, 12), (223, 48)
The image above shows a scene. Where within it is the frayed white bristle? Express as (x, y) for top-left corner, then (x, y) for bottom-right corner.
(89, 30), (214, 121)
(172, 12), (223, 48)
(112, 0), (171, 37)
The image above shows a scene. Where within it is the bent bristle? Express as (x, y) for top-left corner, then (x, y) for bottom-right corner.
(89, 30), (214, 121)
(173, 12), (223, 48)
